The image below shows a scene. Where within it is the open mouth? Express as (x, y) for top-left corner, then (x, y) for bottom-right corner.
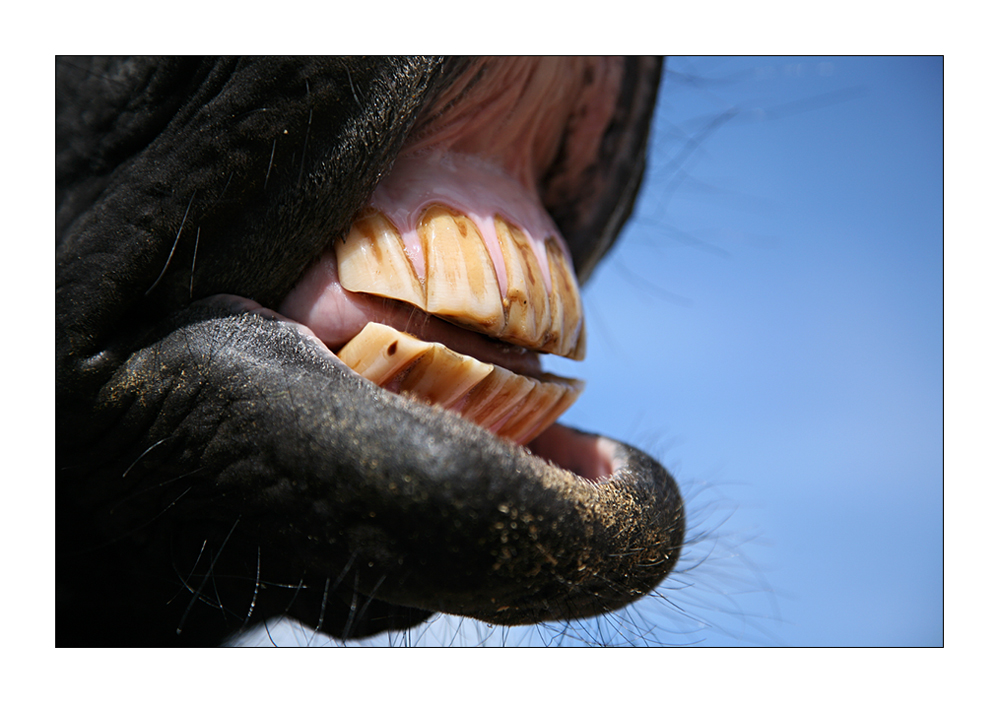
(267, 57), (682, 628)
(280, 152), (588, 449)
(280, 58), (622, 460)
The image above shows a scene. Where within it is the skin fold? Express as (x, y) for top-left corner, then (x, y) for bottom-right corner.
(55, 56), (685, 647)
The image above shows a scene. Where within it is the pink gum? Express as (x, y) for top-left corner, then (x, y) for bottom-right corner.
(369, 151), (568, 295)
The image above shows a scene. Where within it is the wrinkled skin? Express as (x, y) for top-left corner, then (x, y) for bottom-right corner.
(56, 56), (685, 647)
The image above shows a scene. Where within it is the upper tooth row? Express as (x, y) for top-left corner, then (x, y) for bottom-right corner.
(335, 205), (586, 360)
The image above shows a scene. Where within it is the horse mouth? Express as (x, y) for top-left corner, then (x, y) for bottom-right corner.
(274, 57), (685, 625)
(281, 58), (623, 458)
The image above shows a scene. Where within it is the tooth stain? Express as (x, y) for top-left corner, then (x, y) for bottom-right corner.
(545, 236), (585, 359)
(495, 215), (551, 351)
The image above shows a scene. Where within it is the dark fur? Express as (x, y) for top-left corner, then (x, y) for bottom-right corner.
(56, 56), (683, 646)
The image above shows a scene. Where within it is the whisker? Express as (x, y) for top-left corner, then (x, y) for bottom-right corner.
(146, 190), (196, 296)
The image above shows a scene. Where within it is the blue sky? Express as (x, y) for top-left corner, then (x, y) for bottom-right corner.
(545, 56), (943, 646)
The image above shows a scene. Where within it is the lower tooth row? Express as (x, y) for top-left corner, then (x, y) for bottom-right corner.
(336, 322), (583, 445)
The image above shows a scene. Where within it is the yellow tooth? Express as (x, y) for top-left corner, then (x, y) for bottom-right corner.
(337, 322), (492, 407)
(530, 375), (585, 441)
(421, 205), (505, 332)
(496, 216), (551, 351)
(496, 375), (583, 445)
(336, 322), (583, 444)
(568, 320), (587, 362)
(335, 321), (431, 386)
(545, 237), (586, 360)
(457, 365), (537, 432)
(335, 209), (426, 311)
(396, 342), (494, 408)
